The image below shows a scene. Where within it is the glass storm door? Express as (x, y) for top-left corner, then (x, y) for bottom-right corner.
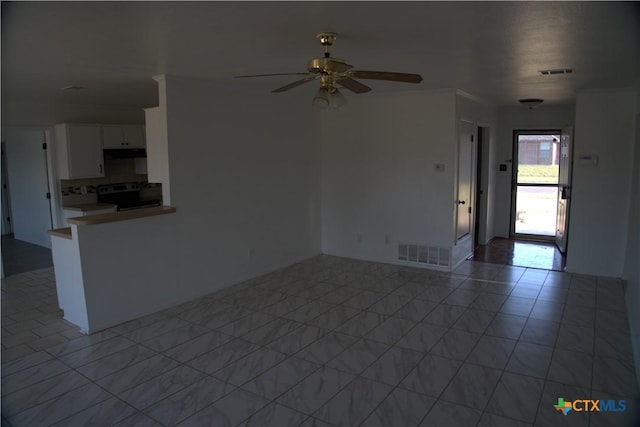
(512, 131), (561, 239)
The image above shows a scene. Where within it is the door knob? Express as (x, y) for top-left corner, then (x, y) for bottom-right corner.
(456, 200), (466, 205)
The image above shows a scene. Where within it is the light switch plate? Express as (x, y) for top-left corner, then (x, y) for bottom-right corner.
(579, 154), (598, 166)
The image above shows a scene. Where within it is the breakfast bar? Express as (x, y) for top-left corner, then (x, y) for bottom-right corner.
(48, 206), (179, 334)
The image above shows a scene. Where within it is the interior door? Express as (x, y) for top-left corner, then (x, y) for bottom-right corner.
(456, 120), (474, 241)
(555, 127), (573, 253)
(3, 128), (53, 248)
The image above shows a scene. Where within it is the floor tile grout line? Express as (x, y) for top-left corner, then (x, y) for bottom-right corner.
(467, 288), (546, 424)
(4, 363), (117, 426)
(427, 299), (507, 418)
(0, 368), (89, 417)
(529, 294), (568, 427)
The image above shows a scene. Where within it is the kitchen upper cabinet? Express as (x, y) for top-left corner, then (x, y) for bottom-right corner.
(102, 125), (145, 148)
(54, 124), (104, 179)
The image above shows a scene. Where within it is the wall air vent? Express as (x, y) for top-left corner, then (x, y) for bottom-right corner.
(539, 68), (573, 75)
(398, 243), (450, 268)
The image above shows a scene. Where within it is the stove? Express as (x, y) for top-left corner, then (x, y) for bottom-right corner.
(97, 182), (161, 211)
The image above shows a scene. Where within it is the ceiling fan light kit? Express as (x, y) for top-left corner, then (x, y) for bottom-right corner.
(331, 88), (347, 109)
(312, 87), (331, 109)
(236, 32), (423, 109)
(312, 87), (348, 109)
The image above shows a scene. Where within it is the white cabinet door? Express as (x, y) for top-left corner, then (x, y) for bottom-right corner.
(102, 125), (145, 148)
(122, 126), (145, 148)
(102, 126), (124, 148)
(65, 125), (104, 179)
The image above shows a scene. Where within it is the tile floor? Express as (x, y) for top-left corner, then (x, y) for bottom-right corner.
(1, 269), (84, 362)
(1, 235), (53, 277)
(470, 238), (566, 271)
(1, 255), (639, 426)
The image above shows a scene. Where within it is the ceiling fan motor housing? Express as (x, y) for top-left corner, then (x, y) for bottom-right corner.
(308, 57), (347, 74)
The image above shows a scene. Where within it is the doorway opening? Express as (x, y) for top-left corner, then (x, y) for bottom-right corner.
(1, 129), (55, 277)
(511, 131), (561, 240)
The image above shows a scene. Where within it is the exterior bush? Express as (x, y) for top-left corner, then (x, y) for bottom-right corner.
(518, 165), (559, 183)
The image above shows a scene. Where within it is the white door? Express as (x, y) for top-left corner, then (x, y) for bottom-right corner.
(3, 128), (53, 248)
(555, 127), (573, 253)
(456, 120), (474, 241)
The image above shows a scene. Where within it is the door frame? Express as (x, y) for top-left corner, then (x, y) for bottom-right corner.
(510, 129), (561, 241)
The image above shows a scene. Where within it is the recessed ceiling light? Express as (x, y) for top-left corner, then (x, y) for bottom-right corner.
(61, 85), (84, 91)
(539, 68), (573, 75)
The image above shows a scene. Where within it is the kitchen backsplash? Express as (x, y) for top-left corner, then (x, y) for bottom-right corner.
(60, 158), (161, 206)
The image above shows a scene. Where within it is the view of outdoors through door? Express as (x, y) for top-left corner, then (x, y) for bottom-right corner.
(513, 131), (561, 237)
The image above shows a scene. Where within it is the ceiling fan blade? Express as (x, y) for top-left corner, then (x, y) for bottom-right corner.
(272, 76), (317, 93)
(235, 72), (309, 78)
(336, 77), (372, 94)
(350, 70), (423, 83)
(325, 60), (353, 73)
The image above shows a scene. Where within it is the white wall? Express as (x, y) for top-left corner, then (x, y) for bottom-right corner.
(494, 105), (576, 238)
(321, 90), (457, 265)
(161, 75), (321, 295)
(566, 89), (637, 277)
(320, 90), (496, 269)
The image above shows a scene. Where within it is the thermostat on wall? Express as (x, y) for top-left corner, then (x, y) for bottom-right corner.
(579, 154), (598, 166)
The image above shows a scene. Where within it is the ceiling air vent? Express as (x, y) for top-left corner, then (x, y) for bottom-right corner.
(539, 68), (573, 76)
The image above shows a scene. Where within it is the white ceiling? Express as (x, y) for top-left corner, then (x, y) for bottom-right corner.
(2, 1), (639, 110)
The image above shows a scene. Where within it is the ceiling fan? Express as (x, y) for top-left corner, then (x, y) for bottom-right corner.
(235, 32), (423, 109)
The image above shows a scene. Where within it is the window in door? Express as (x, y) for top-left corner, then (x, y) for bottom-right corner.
(512, 131), (561, 238)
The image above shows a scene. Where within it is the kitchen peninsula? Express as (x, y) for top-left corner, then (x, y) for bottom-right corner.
(49, 206), (179, 333)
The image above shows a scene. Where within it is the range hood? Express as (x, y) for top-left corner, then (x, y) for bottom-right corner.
(104, 148), (147, 159)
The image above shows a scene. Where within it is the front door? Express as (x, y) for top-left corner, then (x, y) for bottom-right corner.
(511, 131), (561, 240)
(555, 127), (573, 253)
(456, 120), (474, 241)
